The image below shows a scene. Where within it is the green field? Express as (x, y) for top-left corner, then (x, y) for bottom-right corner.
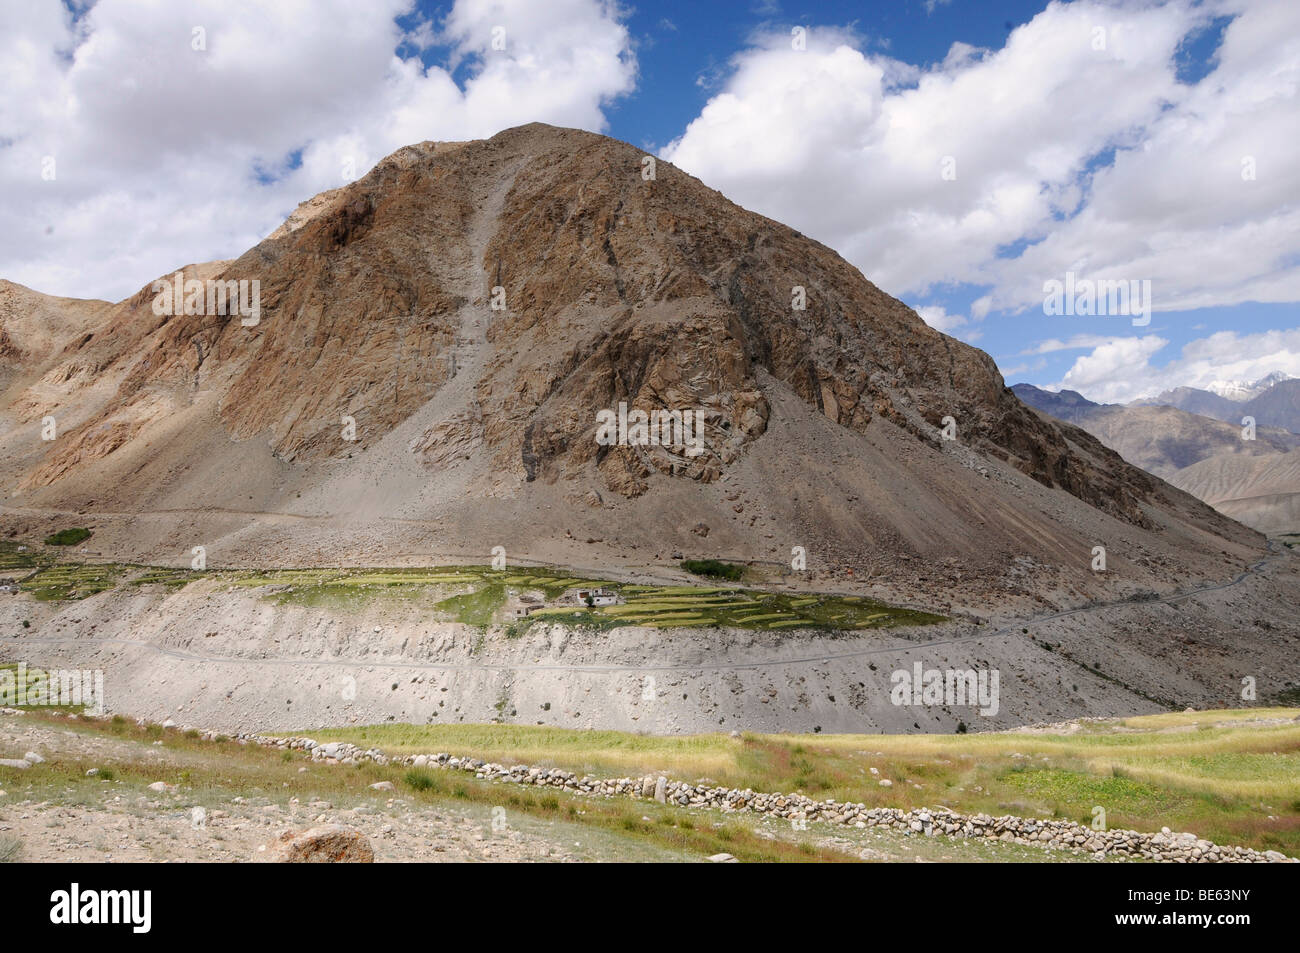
(19, 562), (123, 601)
(0, 539), (52, 573)
(3, 540), (943, 633)
(19, 707), (1294, 863)
(300, 708), (1300, 856)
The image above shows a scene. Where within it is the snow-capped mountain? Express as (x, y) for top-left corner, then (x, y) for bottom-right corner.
(1204, 372), (1294, 402)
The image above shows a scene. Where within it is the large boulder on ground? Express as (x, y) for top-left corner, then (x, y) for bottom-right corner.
(258, 825), (374, 863)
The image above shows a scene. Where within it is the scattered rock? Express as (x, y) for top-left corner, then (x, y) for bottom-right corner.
(258, 825), (375, 863)
(225, 730), (1298, 864)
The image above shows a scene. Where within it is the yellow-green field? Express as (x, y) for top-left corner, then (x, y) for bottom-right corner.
(300, 708), (1300, 855)
(3, 538), (943, 633)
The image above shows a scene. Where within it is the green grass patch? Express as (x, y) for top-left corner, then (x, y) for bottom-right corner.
(43, 527), (92, 547)
(680, 559), (745, 581)
(435, 582), (507, 627)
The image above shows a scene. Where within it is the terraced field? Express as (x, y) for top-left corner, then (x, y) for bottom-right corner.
(0, 540), (50, 573)
(523, 582), (939, 631)
(219, 565), (942, 632)
(19, 563), (123, 601)
(2, 543), (944, 633)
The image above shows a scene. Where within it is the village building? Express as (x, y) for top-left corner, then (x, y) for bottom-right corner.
(500, 589), (546, 620)
(559, 586), (621, 607)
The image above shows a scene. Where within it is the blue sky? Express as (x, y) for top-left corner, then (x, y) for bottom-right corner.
(6, 0), (1299, 403)
(599, 0), (1055, 148)
(408, 0), (1300, 400)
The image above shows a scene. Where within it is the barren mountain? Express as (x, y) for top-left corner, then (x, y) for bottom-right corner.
(1014, 382), (1300, 534)
(1011, 384), (1300, 479)
(1241, 379), (1300, 434)
(0, 280), (114, 391)
(1169, 449), (1300, 536)
(0, 123), (1268, 611)
(1132, 376), (1300, 433)
(1133, 385), (1241, 422)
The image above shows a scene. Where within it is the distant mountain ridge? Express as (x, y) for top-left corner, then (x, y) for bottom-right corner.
(1134, 386), (1240, 423)
(1133, 375), (1300, 432)
(1205, 371), (1293, 401)
(1012, 376), (1300, 534)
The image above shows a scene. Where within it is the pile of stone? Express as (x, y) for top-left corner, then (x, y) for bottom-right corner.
(238, 733), (1294, 864)
(257, 824), (374, 863)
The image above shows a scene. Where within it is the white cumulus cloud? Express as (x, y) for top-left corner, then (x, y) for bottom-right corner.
(663, 0), (1300, 320)
(0, 0), (636, 301)
(1052, 328), (1300, 402)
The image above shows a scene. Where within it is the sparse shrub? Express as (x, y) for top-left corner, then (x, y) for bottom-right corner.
(0, 834), (22, 863)
(97, 769), (115, 781)
(680, 559), (744, 581)
(956, 721), (968, 734)
(404, 769), (434, 791)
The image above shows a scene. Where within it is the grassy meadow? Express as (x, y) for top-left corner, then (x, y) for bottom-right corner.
(299, 708), (1300, 856)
